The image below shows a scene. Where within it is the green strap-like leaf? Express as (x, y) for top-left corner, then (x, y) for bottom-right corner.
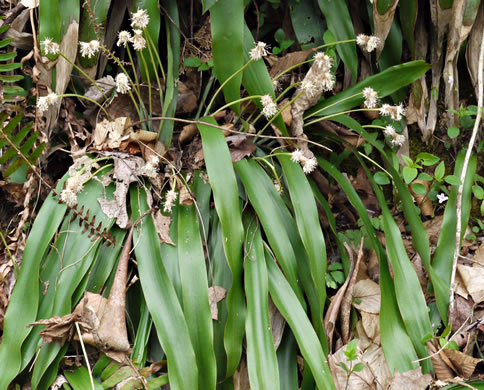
(0, 177), (67, 390)
(210, 0), (244, 113)
(266, 253), (335, 390)
(198, 118), (245, 378)
(178, 203), (217, 390)
(131, 186), (198, 390)
(244, 216), (280, 390)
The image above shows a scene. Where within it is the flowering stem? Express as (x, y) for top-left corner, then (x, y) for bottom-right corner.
(58, 52), (108, 100)
(204, 59), (254, 116)
(145, 33), (166, 82)
(195, 75), (215, 119)
(256, 89), (306, 136)
(211, 95), (263, 117)
(75, 156), (113, 178)
(126, 46), (141, 97)
(139, 50), (152, 116)
(304, 108), (379, 127)
(313, 39), (356, 51)
(144, 31), (165, 113)
(303, 92), (363, 120)
(60, 94), (112, 119)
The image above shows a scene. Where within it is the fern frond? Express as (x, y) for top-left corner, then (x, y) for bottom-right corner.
(0, 112), (46, 178)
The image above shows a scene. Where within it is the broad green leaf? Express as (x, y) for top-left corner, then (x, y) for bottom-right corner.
(399, 0), (417, 56)
(374, 171), (391, 185)
(210, 0), (244, 113)
(64, 367), (103, 390)
(444, 175), (461, 186)
(278, 152), (327, 316)
(244, 216), (279, 390)
(131, 187), (198, 390)
(266, 253), (336, 390)
(417, 153), (440, 166)
(411, 183), (428, 196)
(403, 166), (418, 184)
(0, 178), (67, 389)
(306, 61), (431, 118)
(178, 204), (216, 390)
(277, 329), (299, 390)
(38, 0), (61, 59)
(448, 126), (460, 139)
(472, 185), (484, 200)
(198, 118), (246, 377)
(435, 161), (445, 181)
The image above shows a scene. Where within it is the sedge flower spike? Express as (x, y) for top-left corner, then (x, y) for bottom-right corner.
(117, 31), (131, 47)
(363, 87), (378, 108)
(115, 73), (131, 94)
(60, 188), (78, 207)
(37, 92), (59, 113)
(250, 42), (268, 61)
(261, 95), (278, 118)
(291, 149), (304, 163)
(131, 30), (146, 51)
(131, 8), (150, 29)
(42, 38), (59, 55)
(163, 190), (178, 213)
(302, 157), (317, 174)
(79, 40), (100, 58)
(383, 125), (405, 147)
(380, 103), (405, 121)
(313, 52), (333, 72)
(356, 34), (380, 53)
(315, 72), (335, 92)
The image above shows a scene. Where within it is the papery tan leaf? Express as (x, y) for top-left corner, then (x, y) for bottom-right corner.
(457, 264), (484, 303)
(443, 0), (480, 127)
(176, 81), (198, 114)
(428, 341), (455, 380)
(361, 312), (380, 344)
(5, 9), (32, 50)
(227, 135), (256, 162)
(389, 367), (433, 389)
(56, 22), (79, 101)
(269, 49), (315, 78)
(445, 349), (481, 379)
(179, 124), (198, 145)
(233, 357), (250, 390)
(85, 76), (115, 104)
(353, 279), (380, 314)
(152, 210), (175, 246)
(410, 180), (433, 217)
(373, 0), (399, 60)
(466, 3), (484, 100)
(208, 285), (226, 320)
(269, 296), (285, 350)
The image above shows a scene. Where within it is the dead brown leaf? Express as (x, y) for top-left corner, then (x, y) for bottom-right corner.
(389, 367), (432, 389)
(410, 180), (433, 217)
(269, 48), (315, 78)
(372, 0), (399, 60)
(152, 210), (175, 246)
(269, 296), (285, 350)
(457, 264), (484, 304)
(226, 135), (256, 162)
(353, 279), (380, 314)
(208, 285), (226, 320)
(444, 349), (481, 379)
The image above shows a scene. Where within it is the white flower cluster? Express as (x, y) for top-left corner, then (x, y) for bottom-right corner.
(380, 103), (405, 121)
(356, 34), (380, 53)
(313, 52), (333, 72)
(290, 149), (318, 174)
(163, 189), (178, 213)
(383, 125), (406, 147)
(250, 42), (268, 61)
(363, 87), (378, 109)
(141, 156), (160, 179)
(261, 95), (278, 119)
(37, 92), (59, 113)
(60, 175), (85, 207)
(41, 37), (60, 55)
(115, 73), (131, 94)
(79, 40), (100, 59)
(115, 9), (150, 52)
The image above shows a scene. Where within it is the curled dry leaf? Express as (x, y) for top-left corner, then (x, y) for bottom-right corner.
(410, 179), (433, 217)
(152, 210), (175, 246)
(269, 48), (315, 78)
(372, 0), (399, 60)
(269, 296), (285, 350)
(179, 123), (198, 145)
(85, 76), (116, 104)
(444, 349), (481, 379)
(226, 135), (256, 162)
(208, 285), (226, 320)
(353, 279), (381, 314)
(457, 264), (484, 304)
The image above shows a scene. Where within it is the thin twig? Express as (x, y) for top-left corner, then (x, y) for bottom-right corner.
(449, 32), (484, 315)
(75, 322), (95, 390)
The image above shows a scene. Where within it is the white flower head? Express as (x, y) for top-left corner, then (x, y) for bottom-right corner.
(66, 176), (84, 194)
(131, 8), (150, 29)
(37, 92), (59, 113)
(384, 125), (396, 137)
(130, 30), (146, 51)
(117, 31), (132, 47)
(301, 79), (317, 96)
(261, 94), (278, 118)
(115, 73), (131, 94)
(142, 162), (157, 179)
(291, 149), (304, 163)
(250, 41), (268, 61)
(315, 72), (335, 92)
(42, 38), (59, 55)
(363, 87), (378, 108)
(302, 157), (317, 174)
(392, 133), (406, 147)
(437, 193), (449, 204)
(356, 34), (381, 53)
(79, 40), (100, 59)
(380, 103), (405, 121)
(313, 52), (333, 72)
(163, 189), (178, 213)
(60, 188), (78, 207)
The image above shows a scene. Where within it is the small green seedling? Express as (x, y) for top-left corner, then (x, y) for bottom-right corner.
(340, 339), (365, 390)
